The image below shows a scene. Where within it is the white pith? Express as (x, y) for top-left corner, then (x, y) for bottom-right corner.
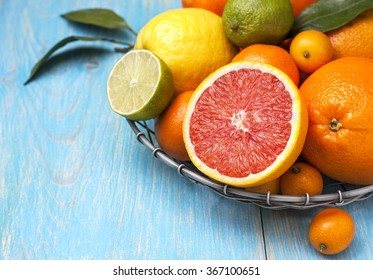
(231, 110), (249, 132)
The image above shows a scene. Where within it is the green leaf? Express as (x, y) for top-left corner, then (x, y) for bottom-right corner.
(24, 35), (133, 85)
(290, 0), (373, 37)
(62, 8), (136, 35)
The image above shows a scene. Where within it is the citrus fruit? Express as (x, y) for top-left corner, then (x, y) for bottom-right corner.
(326, 9), (373, 59)
(289, 30), (334, 73)
(183, 61), (308, 188)
(135, 8), (238, 93)
(299, 57), (373, 185)
(309, 208), (355, 255)
(280, 162), (323, 196)
(232, 44), (300, 86)
(245, 178), (280, 194)
(155, 91), (193, 161)
(181, 0), (227, 16)
(107, 50), (174, 120)
(222, 0), (294, 48)
(290, 0), (318, 18)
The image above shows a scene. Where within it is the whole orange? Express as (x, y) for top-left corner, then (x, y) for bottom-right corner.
(299, 57), (373, 185)
(280, 162), (323, 196)
(155, 91), (194, 161)
(181, 0), (227, 16)
(232, 44), (300, 86)
(290, 0), (318, 18)
(245, 178), (281, 194)
(289, 30), (334, 73)
(309, 208), (355, 255)
(326, 9), (373, 59)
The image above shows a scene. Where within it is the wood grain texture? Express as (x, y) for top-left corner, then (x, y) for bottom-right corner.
(261, 199), (373, 260)
(1, 0), (372, 260)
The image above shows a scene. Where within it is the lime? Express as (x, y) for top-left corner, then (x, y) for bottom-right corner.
(222, 0), (294, 48)
(107, 50), (174, 120)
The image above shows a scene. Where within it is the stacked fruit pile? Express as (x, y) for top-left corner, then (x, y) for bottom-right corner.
(107, 0), (373, 255)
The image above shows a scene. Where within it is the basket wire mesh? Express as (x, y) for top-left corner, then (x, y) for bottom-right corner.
(127, 119), (373, 210)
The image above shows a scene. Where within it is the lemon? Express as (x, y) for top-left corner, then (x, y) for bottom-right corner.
(222, 0), (294, 48)
(107, 50), (174, 121)
(135, 8), (238, 93)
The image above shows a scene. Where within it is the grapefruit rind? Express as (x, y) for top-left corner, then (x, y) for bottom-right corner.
(183, 61), (308, 187)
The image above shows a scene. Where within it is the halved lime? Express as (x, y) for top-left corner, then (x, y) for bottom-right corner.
(107, 50), (174, 120)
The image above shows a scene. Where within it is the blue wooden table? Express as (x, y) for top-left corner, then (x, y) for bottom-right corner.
(1, 0), (372, 260)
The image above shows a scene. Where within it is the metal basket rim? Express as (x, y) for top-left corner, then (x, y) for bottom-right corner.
(127, 119), (373, 210)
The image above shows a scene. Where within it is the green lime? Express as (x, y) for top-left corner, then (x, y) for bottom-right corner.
(222, 0), (294, 48)
(107, 50), (174, 120)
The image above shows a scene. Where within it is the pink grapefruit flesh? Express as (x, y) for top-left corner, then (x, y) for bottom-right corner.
(190, 69), (292, 177)
(183, 61), (308, 187)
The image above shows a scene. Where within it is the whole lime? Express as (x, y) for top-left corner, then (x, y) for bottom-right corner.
(222, 0), (294, 48)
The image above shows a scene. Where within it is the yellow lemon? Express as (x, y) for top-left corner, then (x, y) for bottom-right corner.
(135, 8), (238, 93)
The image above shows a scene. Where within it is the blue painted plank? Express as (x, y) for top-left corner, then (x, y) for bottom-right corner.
(262, 200), (373, 259)
(1, 0), (373, 261)
(0, 0), (266, 260)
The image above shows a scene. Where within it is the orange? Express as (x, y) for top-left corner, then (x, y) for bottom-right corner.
(183, 61), (308, 188)
(299, 57), (373, 185)
(289, 30), (334, 73)
(232, 44), (300, 86)
(245, 178), (280, 194)
(309, 208), (355, 255)
(155, 91), (194, 161)
(290, 0), (318, 18)
(181, 0), (227, 16)
(326, 9), (373, 59)
(280, 162), (323, 195)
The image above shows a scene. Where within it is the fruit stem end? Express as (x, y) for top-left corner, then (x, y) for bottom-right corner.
(319, 243), (327, 253)
(329, 118), (342, 131)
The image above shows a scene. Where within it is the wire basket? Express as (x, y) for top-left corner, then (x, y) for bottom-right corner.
(127, 119), (373, 210)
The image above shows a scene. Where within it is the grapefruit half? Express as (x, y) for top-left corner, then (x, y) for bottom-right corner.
(183, 61), (308, 187)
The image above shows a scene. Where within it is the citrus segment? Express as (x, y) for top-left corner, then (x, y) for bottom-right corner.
(107, 50), (174, 120)
(183, 62), (308, 187)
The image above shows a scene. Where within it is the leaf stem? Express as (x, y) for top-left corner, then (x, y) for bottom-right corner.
(125, 26), (137, 37)
(24, 36), (134, 85)
(114, 47), (133, 53)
